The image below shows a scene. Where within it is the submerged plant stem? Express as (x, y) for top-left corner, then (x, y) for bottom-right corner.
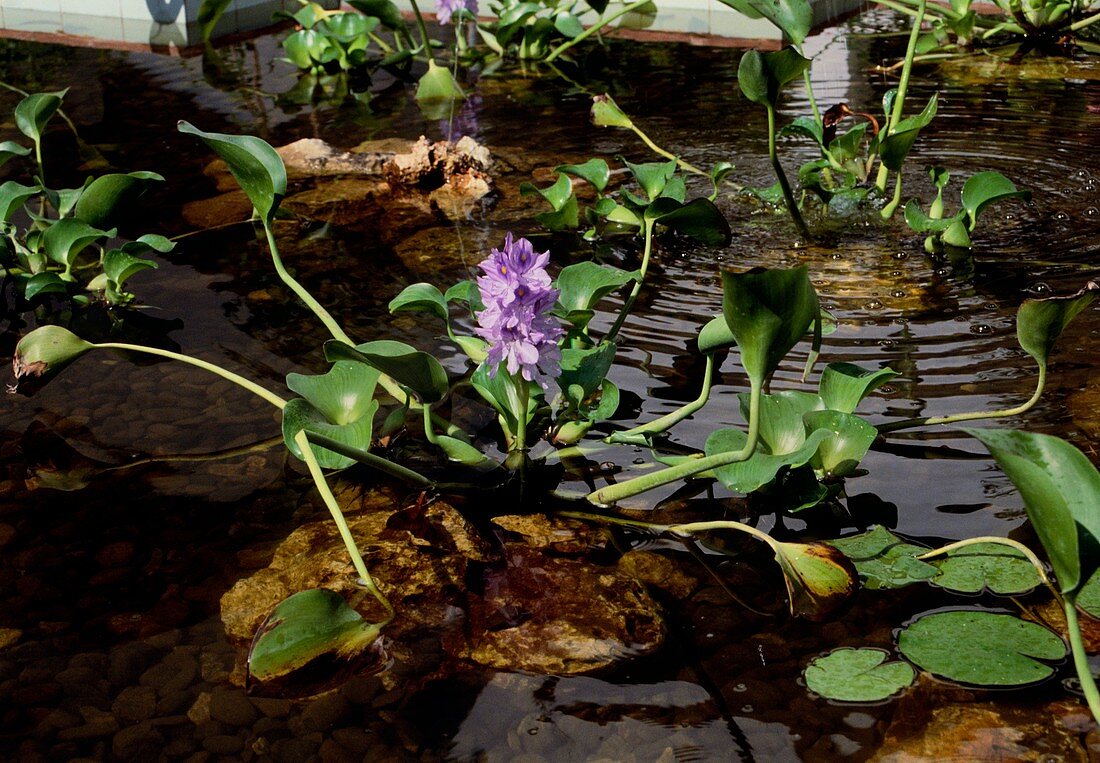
(545, 0), (654, 63)
(1063, 594), (1100, 725)
(263, 223), (353, 346)
(558, 511), (779, 553)
(767, 105), (811, 239)
(587, 381), (761, 505)
(407, 0), (437, 63)
(294, 429), (395, 624)
(877, 364), (1045, 433)
(93, 342), (287, 410)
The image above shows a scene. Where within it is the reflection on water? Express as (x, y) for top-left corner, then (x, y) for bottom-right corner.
(1, 8), (1100, 759)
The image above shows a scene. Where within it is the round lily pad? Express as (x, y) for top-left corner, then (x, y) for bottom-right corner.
(898, 610), (1066, 687)
(804, 648), (915, 702)
(930, 542), (1042, 595)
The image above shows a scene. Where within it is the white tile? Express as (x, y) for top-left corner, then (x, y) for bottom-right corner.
(60, 0), (121, 14)
(645, 8), (709, 34)
(121, 0), (186, 23)
(3, 8), (64, 33)
(60, 12), (126, 39)
(5, 0), (61, 12)
(708, 7), (782, 39)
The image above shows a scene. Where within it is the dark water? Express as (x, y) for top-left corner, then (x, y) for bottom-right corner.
(2, 11), (1100, 761)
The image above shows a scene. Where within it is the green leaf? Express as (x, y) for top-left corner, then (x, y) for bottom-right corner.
(898, 610), (1065, 686)
(879, 94), (938, 171)
(721, 266), (820, 388)
(23, 272), (69, 300)
(591, 94), (634, 129)
(961, 171), (1030, 229)
(645, 197), (732, 246)
(624, 159), (675, 202)
(123, 234), (175, 254)
(738, 47), (812, 107)
(73, 171), (164, 229)
(964, 428), (1100, 595)
(416, 59), (464, 103)
(521, 174), (578, 230)
(929, 542), (1042, 595)
(248, 589), (383, 684)
(698, 315), (735, 354)
(829, 526), (938, 590)
(283, 399), (378, 470)
(1076, 569), (1100, 619)
(434, 435), (494, 467)
(325, 340), (449, 404)
(773, 541), (858, 620)
(941, 218), (972, 248)
(904, 201), (965, 234)
(198, 0), (233, 42)
(347, 0), (404, 28)
(780, 116), (824, 146)
(12, 325), (94, 382)
(804, 648), (915, 702)
(282, 361), (381, 469)
(102, 249), (158, 287)
(554, 12), (585, 38)
(713, 0), (812, 44)
(558, 341), (616, 398)
(818, 362), (899, 414)
(706, 426), (832, 494)
(14, 90), (66, 145)
(0, 140), (30, 168)
(738, 391), (823, 455)
(41, 218), (114, 269)
(804, 410), (877, 477)
(554, 262), (639, 317)
(177, 122), (286, 225)
(388, 282), (448, 323)
(557, 158), (610, 192)
(1016, 280), (1097, 372)
(0, 181), (42, 223)
(471, 361), (533, 436)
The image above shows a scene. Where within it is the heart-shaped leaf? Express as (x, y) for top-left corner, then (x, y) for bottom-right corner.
(964, 428), (1100, 596)
(818, 362), (899, 414)
(248, 589), (383, 684)
(804, 410), (877, 478)
(389, 282), (449, 323)
(961, 171), (1030, 229)
(178, 122), (286, 225)
(804, 648), (915, 702)
(829, 526), (938, 590)
(325, 340), (449, 404)
(714, 0), (812, 44)
(283, 361), (381, 469)
(721, 266), (820, 388)
(929, 542), (1042, 595)
(738, 47), (812, 107)
(773, 541), (858, 620)
(624, 159), (676, 202)
(554, 262), (639, 316)
(471, 361), (534, 436)
(102, 249), (158, 288)
(558, 341), (616, 398)
(557, 158), (610, 192)
(878, 94), (938, 171)
(1016, 280), (1097, 373)
(737, 391), (823, 454)
(898, 610), (1065, 686)
(23, 272), (69, 300)
(73, 171), (164, 229)
(706, 426), (832, 494)
(904, 201), (965, 233)
(0, 181), (42, 223)
(14, 90), (66, 146)
(12, 325), (94, 382)
(41, 218), (114, 269)
(283, 399), (378, 469)
(645, 197), (732, 246)
(416, 60), (464, 103)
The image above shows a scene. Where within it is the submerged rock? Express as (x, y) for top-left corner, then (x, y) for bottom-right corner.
(453, 545), (666, 674)
(220, 482), (666, 678)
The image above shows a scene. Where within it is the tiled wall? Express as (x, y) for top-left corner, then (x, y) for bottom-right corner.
(0, 0), (862, 47)
(0, 0), (338, 47)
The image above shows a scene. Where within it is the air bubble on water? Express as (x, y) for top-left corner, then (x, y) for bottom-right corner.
(831, 252), (844, 260)
(633, 458), (645, 465)
(741, 705), (754, 713)
(1054, 211), (1070, 222)
(880, 385), (895, 394)
(891, 289), (906, 298)
(1029, 282), (1052, 295)
(734, 683), (748, 692)
(891, 270), (902, 277)
(935, 268), (950, 276)
(878, 338), (896, 347)
(893, 251), (908, 260)
(1086, 207), (1099, 218)
(1073, 169), (1092, 181)
(970, 324), (993, 335)
(866, 299), (883, 310)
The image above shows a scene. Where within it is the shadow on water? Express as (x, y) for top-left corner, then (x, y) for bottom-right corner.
(1, 9), (1100, 759)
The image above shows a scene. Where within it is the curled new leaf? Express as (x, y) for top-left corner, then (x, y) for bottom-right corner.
(591, 94), (633, 129)
(773, 541), (858, 620)
(13, 325), (94, 382)
(1016, 280), (1098, 373)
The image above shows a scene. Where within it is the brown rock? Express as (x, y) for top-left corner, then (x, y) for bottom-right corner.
(491, 514), (604, 555)
(454, 545), (666, 674)
(0, 628), (21, 651)
(617, 550), (699, 600)
(111, 685), (157, 724)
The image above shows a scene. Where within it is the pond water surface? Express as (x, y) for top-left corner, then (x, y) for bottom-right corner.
(2, 12), (1100, 761)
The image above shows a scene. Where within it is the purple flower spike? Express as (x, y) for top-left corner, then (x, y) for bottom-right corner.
(475, 234), (563, 390)
(436, 0), (477, 25)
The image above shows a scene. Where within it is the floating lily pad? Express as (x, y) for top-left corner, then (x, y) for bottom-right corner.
(930, 542), (1042, 595)
(804, 648), (915, 702)
(829, 526), (937, 590)
(898, 610), (1065, 686)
